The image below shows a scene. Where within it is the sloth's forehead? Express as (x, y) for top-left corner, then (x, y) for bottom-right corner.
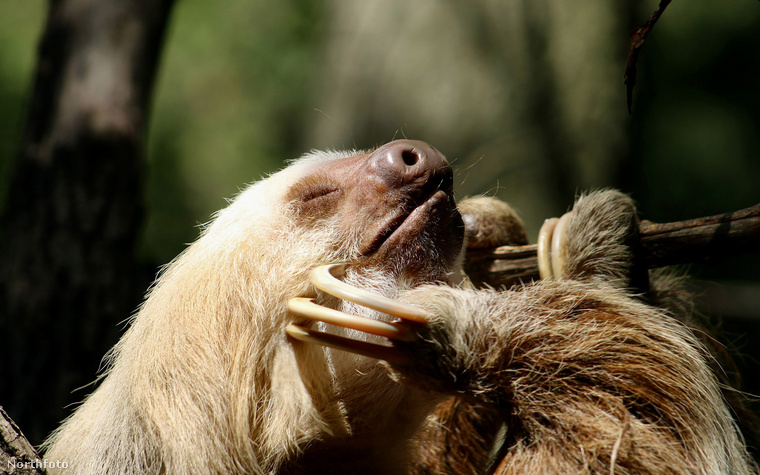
(290, 148), (363, 167)
(259, 149), (360, 193)
(218, 150), (360, 226)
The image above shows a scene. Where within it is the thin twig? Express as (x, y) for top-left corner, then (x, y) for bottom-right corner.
(625, 0), (672, 113)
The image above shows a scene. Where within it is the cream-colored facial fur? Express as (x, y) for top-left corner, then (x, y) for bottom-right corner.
(44, 140), (464, 474)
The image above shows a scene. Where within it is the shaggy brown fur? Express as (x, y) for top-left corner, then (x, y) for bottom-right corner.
(43, 140), (755, 474)
(399, 280), (752, 474)
(404, 191), (756, 474)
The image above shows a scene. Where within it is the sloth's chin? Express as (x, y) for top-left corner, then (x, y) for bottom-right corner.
(380, 190), (450, 249)
(359, 190), (464, 281)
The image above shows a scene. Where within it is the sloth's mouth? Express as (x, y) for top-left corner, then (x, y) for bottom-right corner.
(362, 189), (453, 256)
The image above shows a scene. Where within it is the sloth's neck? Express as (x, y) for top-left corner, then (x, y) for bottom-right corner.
(290, 374), (438, 474)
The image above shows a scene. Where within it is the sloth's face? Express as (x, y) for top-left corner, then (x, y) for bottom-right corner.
(286, 140), (464, 284)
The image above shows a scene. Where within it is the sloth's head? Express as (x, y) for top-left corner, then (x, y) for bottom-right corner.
(219, 140), (465, 288)
(289, 139), (464, 284)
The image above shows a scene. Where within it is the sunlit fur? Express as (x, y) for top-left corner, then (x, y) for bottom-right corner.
(43, 150), (452, 474)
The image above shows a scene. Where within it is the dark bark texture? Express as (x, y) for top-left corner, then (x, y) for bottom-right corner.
(1, 406), (46, 474)
(0, 0), (174, 445)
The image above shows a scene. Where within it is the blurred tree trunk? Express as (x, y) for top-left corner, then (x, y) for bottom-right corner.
(0, 0), (174, 446)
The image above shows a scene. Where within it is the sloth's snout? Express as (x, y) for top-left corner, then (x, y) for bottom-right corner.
(366, 139), (453, 194)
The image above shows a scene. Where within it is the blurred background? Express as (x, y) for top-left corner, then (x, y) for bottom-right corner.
(1, 0), (759, 444)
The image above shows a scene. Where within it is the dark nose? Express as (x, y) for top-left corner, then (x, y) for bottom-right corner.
(367, 140), (452, 192)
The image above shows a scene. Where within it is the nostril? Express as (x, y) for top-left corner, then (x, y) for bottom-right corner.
(401, 149), (420, 166)
(367, 140), (449, 188)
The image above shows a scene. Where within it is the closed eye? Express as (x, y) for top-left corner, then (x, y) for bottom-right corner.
(299, 185), (340, 203)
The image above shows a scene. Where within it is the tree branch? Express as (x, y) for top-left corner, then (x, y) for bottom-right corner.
(464, 203), (760, 288)
(0, 406), (45, 474)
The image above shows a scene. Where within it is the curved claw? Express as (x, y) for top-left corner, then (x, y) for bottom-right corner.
(538, 218), (558, 280)
(538, 213), (573, 281)
(551, 212), (572, 280)
(308, 264), (430, 323)
(286, 263), (432, 362)
(286, 324), (410, 365)
(288, 297), (416, 342)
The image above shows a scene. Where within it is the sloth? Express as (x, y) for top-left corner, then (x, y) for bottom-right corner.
(43, 140), (755, 474)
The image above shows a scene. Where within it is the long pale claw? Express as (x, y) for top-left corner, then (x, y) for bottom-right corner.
(551, 212), (572, 279)
(286, 324), (410, 365)
(286, 263), (431, 363)
(308, 263), (430, 323)
(538, 218), (558, 280)
(288, 297), (416, 342)
(537, 213), (573, 280)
